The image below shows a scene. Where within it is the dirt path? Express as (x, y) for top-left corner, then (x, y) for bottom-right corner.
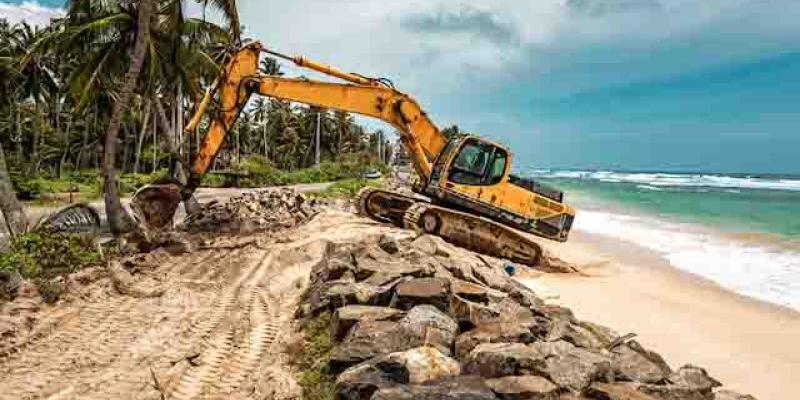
(0, 236), (320, 399)
(0, 210), (407, 400)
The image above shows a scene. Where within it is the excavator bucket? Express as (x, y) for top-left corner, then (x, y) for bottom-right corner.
(130, 183), (183, 231)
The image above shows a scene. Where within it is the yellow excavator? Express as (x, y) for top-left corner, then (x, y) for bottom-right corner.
(132, 42), (576, 266)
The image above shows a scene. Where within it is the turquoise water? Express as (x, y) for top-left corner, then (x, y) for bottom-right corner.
(530, 171), (800, 240)
(524, 170), (800, 310)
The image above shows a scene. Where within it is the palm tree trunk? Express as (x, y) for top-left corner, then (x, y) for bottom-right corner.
(59, 117), (73, 177)
(103, 0), (153, 235)
(0, 143), (27, 237)
(133, 100), (150, 174)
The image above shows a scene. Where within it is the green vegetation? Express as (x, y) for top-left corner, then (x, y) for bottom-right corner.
(0, 232), (101, 280)
(298, 313), (337, 400)
(0, 232), (102, 302)
(12, 170), (168, 204)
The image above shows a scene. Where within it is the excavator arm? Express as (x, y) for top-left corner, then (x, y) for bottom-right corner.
(184, 42), (446, 195)
(133, 42), (448, 229)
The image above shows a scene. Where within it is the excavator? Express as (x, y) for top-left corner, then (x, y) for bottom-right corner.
(131, 42), (576, 266)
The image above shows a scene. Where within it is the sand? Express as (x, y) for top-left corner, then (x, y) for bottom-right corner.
(519, 231), (800, 400)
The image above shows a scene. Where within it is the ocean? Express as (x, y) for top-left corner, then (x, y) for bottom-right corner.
(528, 169), (800, 311)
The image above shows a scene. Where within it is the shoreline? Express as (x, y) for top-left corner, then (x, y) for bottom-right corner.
(520, 230), (800, 399)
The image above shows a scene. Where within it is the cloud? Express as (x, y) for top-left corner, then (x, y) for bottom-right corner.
(566, 0), (662, 16)
(403, 5), (519, 46)
(0, 1), (63, 26)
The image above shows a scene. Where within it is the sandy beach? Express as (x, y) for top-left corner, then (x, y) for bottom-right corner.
(520, 231), (800, 400)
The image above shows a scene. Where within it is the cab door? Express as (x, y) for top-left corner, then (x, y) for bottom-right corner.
(444, 139), (508, 208)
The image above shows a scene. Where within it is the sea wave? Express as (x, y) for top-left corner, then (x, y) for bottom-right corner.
(575, 209), (800, 311)
(530, 170), (800, 191)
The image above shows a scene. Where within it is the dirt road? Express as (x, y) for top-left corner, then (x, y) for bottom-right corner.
(0, 210), (405, 399)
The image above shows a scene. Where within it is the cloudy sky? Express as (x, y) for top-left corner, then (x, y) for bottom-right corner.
(3, 0), (800, 173)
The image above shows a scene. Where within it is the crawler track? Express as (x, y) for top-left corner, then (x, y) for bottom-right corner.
(358, 187), (541, 266)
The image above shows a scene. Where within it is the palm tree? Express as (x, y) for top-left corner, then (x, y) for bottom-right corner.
(101, 0), (155, 234)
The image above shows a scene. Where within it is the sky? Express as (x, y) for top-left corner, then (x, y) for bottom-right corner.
(3, 0), (800, 174)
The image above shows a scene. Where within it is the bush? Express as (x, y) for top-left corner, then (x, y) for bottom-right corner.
(0, 232), (101, 280)
(232, 154), (388, 188)
(298, 313), (336, 400)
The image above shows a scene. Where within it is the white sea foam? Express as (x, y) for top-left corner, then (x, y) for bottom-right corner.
(531, 170), (800, 191)
(575, 209), (800, 310)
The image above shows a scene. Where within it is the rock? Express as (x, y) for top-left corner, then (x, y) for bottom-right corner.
(382, 347), (462, 384)
(0, 269), (22, 298)
(455, 322), (537, 359)
(485, 376), (560, 400)
(713, 389), (757, 400)
(331, 305), (404, 341)
(668, 365), (721, 392)
(463, 341), (613, 393)
(410, 235), (448, 257)
(337, 347), (461, 400)
(471, 263), (513, 292)
(331, 319), (422, 371)
(544, 345), (614, 393)
(451, 279), (507, 304)
(462, 342), (554, 378)
(391, 278), (450, 311)
(636, 365), (721, 400)
(379, 234), (401, 254)
(371, 375), (498, 400)
(586, 383), (659, 400)
(309, 280), (388, 313)
(611, 341), (671, 383)
(398, 305), (459, 356)
(507, 281), (545, 310)
(450, 295), (536, 330)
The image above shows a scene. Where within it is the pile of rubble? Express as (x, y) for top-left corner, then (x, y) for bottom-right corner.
(178, 188), (324, 233)
(299, 233), (756, 400)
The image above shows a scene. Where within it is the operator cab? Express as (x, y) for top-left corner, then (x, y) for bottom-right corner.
(429, 137), (509, 188)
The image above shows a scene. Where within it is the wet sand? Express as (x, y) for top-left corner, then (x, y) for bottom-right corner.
(519, 231), (800, 400)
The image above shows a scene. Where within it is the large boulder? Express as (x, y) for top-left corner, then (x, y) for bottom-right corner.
(391, 278), (451, 311)
(330, 319), (421, 371)
(309, 280), (389, 313)
(611, 341), (671, 383)
(638, 365), (722, 400)
(462, 342), (556, 378)
(370, 375), (498, 400)
(398, 305), (459, 356)
(462, 341), (613, 393)
(336, 347), (460, 400)
(451, 279), (507, 304)
(544, 345), (614, 393)
(331, 305), (405, 341)
(455, 322), (538, 359)
(485, 376), (560, 400)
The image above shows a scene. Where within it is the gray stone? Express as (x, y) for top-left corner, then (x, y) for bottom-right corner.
(455, 322), (537, 359)
(463, 341), (613, 393)
(611, 341), (672, 383)
(392, 278), (450, 311)
(713, 389), (757, 400)
(485, 376), (560, 400)
(398, 305), (459, 356)
(331, 305), (405, 341)
(330, 319), (421, 371)
(544, 345), (614, 393)
(336, 347), (461, 400)
(309, 280), (388, 313)
(370, 375), (498, 400)
(668, 365), (721, 392)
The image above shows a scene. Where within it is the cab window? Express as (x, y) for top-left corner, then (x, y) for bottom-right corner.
(448, 141), (507, 185)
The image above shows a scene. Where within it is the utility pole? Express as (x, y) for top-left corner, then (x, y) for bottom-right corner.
(315, 111), (321, 167)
